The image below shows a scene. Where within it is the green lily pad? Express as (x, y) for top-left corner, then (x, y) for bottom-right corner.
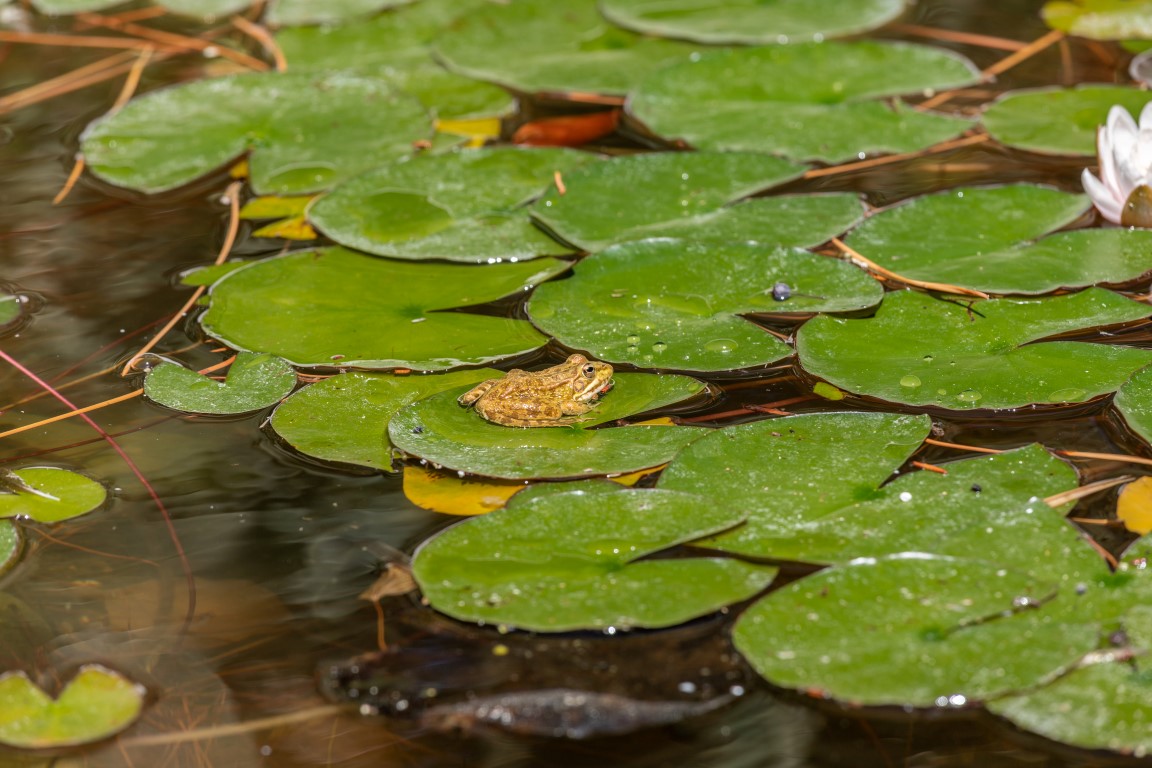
(1113, 364), (1152, 446)
(531, 152), (813, 251)
(599, 0), (906, 44)
(844, 184), (1152, 294)
(0, 468), (106, 524)
(432, 0), (700, 97)
(628, 43), (979, 163)
(1043, 0), (1152, 39)
(270, 369), (498, 470)
(144, 352), (296, 415)
(276, 0), (513, 120)
(0, 295), (21, 327)
(269, 0), (413, 25)
(982, 86), (1152, 156)
(31, 0), (252, 17)
(527, 239), (882, 372)
(0, 521), (20, 577)
(309, 148), (595, 262)
(733, 556), (1099, 707)
(81, 72), (432, 194)
(0, 665), (145, 749)
(413, 487), (777, 631)
(388, 373), (708, 479)
(200, 247), (568, 370)
(796, 289), (1152, 411)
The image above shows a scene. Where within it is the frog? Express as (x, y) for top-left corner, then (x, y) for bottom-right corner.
(457, 354), (614, 427)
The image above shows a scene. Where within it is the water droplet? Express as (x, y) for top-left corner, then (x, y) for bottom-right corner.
(651, 341), (667, 353)
(899, 374), (921, 388)
(626, 334), (640, 345)
(705, 338), (738, 353)
(956, 390), (982, 403)
(1047, 388), (1087, 403)
(922, 355), (934, 363)
(899, 491), (913, 502)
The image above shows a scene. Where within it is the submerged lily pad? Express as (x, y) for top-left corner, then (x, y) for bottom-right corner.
(81, 72), (432, 194)
(433, 0), (700, 96)
(733, 556), (1098, 707)
(200, 247), (568, 370)
(797, 289), (1152, 410)
(270, 369), (497, 470)
(144, 352), (296, 415)
(309, 148), (594, 262)
(0, 665), (145, 749)
(982, 86), (1152, 156)
(413, 487), (776, 631)
(531, 152), (817, 251)
(1042, 0), (1152, 39)
(388, 373), (707, 479)
(276, 0), (514, 120)
(0, 295), (21, 327)
(527, 239), (882, 372)
(628, 42), (979, 163)
(0, 468), (107, 524)
(844, 184), (1152, 294)
(0, 522), (19, 577)
(599, 0), (905, 44)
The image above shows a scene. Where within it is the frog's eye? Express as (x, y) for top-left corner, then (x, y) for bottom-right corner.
(582, 364), (596, 377)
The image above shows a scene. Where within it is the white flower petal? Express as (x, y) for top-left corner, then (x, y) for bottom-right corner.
(1139, 100), (1152, 130)
(1082, 168), (1123, 224)
(1098, 124), (1121, 193)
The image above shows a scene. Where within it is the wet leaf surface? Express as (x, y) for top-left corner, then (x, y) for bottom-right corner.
(797, 289), (1152, 410)
(144, 352), (296, 415)
(599, 0), (905, 44)
(1042, 0), (1152, 39)
(200, 247), (568, 370)
(0, 665), (145, 748)
(0, 468), (107, 524)
(628, 42), (979, 162)
(531, 152), (814, 251)
(271, 369), (498, 470)
(527, 239), (881, 372)
(276, 0), (514, 120)
(432, 0), (701, 96)
(734, 556), (1099, 707)
(81, 72), (432, 194)
(388, 373), (707, 479)
(413, 486), (776, 630)
(843, 184), (1152, 294)
(309, 147), (595, 262)
(982, 85), (1152, 155)
(1112, 363), (1152, 447)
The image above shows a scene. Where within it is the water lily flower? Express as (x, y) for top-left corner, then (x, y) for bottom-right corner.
(1082, 103), (1152, 227)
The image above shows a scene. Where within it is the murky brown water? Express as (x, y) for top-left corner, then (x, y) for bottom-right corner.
(0, 1), (1138, 765)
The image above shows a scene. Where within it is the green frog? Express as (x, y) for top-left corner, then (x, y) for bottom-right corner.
(458, 354), (614, 427)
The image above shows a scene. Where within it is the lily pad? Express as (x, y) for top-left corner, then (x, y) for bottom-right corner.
(628, 42), (979, 163)
(531, 152), (814, 251)
(81, 72), (432, 194)
(432, 0), (701, 97)
(982, 86), (1152, 156)
(270, 369), (498, 470)
(388, 373), (708, 479)
(1113, 363), (1152, 446)
(0, 295), (21, 327)
(276, 0), (514, 121)
(0, 665), (145, 748)
(844, 184), (1152, 294)
(144, 352), (296, 415)
(412, 487), (777, 631)
(1042, 0), (1152, 39)
(309, 148), (595, 262)
(599, 0), (906, 44)
(733, 556), (1099, 707)
(269, 0), (414, 25)
(796, 288), (1152, 410)
(0, 522), (20, 577)
(527, 239), (882, 372)
(0, 468), (107, 524)
(200, 247), (568, 370)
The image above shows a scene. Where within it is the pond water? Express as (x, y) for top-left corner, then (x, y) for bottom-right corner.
(0, 0), (1146, 765)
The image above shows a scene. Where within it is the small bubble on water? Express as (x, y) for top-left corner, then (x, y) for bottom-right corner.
(899, 374), (921, 388)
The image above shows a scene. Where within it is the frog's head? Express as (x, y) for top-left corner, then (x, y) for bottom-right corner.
(566, 354), (614, 402)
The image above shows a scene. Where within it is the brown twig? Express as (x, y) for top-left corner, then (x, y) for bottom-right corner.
(76, 12), (269, 71)
(231, 15), (285, 72)
(0, 30), (180, 50)
(888, 24), (1028, 52)
(0, 50), (137, 114)
(802, 134), (991, 180)
(918, 29), (1066, 110)
(830, 237), (990, 299)
(1045, 475), (1133, 508)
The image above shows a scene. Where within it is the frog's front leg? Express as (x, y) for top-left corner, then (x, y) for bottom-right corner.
(458, 379), (498, 407)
